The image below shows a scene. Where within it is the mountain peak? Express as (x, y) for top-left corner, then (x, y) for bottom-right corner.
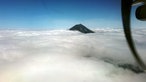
(69, 24), (94, 33)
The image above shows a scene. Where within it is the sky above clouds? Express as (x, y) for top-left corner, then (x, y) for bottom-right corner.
(0, 0), (145, 29)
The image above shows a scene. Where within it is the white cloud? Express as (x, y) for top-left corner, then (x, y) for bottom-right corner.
(0, 29), (146, 82)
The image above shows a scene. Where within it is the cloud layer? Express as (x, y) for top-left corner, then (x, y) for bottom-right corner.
(0, 29), (146, 82)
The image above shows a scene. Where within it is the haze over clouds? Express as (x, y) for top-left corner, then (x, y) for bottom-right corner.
(0, 29), (146, 82)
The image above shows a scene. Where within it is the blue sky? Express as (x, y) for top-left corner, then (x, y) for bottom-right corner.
(0, 0), (145, 29)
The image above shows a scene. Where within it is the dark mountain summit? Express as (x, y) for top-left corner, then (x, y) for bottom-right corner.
(69, 24), (94, 33)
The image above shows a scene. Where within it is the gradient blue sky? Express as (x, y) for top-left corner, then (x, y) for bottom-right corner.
(0, 0), (145, 29)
